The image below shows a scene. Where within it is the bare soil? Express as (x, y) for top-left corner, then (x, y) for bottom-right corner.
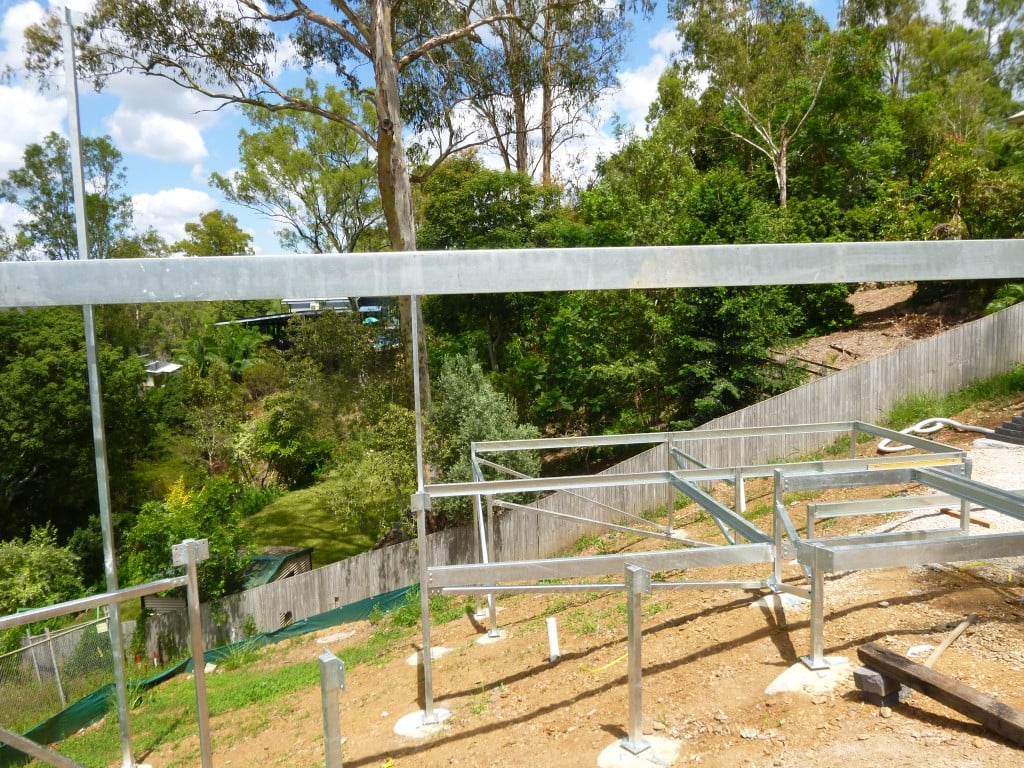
(142, 285), (1024, 768)
(789, 283), (965, 373)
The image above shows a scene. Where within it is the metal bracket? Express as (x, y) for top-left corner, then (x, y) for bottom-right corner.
(172, 538), (211, 566)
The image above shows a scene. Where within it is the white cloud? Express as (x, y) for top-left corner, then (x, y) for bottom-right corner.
(107, 108), (209, 163)
(0, 84), (65, 173)
(0, 200), (28, 232)
(1, 1), (44, 69)
(133, 188), (217, 242)
(0, 4), (64, 174)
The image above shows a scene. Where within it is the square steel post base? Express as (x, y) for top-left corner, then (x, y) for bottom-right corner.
(619, 737), (651, 756)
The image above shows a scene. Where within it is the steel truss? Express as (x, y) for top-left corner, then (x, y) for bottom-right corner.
(414, 422), (1024, 717)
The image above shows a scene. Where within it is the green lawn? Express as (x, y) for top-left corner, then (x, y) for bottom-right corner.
(244, 475), (376, 568)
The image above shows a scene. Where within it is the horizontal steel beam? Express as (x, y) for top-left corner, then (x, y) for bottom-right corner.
(809, 490), (1024, 519)
(3, 241), (1024, 307)
(426, 451), (966, 499)
(0, 727), (86, 768)
(426, 470), (671, 497)
(915, 468), (1024, 521)
(797, 530), (1024, 571)
(0, 576), (187, 631)
(473, 422), (859, 453)
(427, 543), (773, 587)
(436, 579), (769, 596)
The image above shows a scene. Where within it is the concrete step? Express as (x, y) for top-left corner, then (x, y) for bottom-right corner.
(995, 422), (1024, 437)
(991, 426), (1024, 446)
(1011, 415), (1024, 427)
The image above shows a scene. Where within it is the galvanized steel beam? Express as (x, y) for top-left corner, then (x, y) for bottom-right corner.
(3, 241), (1024, 308)
(427, 543), (773, 587)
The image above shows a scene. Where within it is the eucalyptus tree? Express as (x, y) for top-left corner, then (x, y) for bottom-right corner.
(211, 82), (384, 255)
(0, 131), (133, 261)
(23, 0), (534, 394)
(841, 0), (925, 95)
(673, 0), (833, 208)
(454, 0), (632, 183)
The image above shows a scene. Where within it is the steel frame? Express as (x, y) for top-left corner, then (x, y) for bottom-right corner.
(0, 540), (213, 768)
(411, 419), (1024, 716)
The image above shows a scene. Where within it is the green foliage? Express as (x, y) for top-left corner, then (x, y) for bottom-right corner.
(0, 307), (154, 541)
(211, 81), (382, 253)
(985, 283), (1024, 314)
(242, 391), (334, 489)
(0, 524), (84, 614)
(122, 477), (254, 601)
(429, 354), (540, 524)
(319, 403), (417, 537)
(0, 525), (84, 652)
(171, 209), (254, 256)
(419, 155), (562, 250)
(243, 478), (376, 568)
(883, 364), (1024, 429)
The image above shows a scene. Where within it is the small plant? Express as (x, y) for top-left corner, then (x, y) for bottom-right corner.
(219, 639), (262, 670)
(242, 613), (258, 639)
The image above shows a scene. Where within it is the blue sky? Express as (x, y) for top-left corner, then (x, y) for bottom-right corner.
(0, 0), (953, 254)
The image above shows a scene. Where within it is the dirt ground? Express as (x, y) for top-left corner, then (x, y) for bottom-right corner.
(141, 284), (1024, 768)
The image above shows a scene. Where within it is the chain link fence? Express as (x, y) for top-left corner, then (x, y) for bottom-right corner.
(0, 617), (118, 734)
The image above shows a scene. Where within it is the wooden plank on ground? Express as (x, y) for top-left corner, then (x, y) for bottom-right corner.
(858, 642), (1024, 746)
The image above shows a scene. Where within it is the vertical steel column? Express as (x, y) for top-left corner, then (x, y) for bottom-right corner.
(734, 466), (746, 517)
(413, 492), (436, 723)
(960, 456), (974, 534)
(60, 11), (133, 767)
(850, 425), (858, 459)
(621, 564), (652, 755)
(471, 464), (499, 636)
(771, 470), (786, 588)
(664, 438), (675, 534)
(319, 650), (346, 768)
(174, 539), (213, 768)
(803, 555), (828, 670)
(409, 295), (438, 723)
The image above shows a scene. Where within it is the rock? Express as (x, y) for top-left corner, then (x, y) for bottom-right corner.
(880, 707), (892, 719)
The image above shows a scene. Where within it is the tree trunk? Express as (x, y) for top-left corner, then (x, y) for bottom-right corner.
(540, 8), (554, 185)
(371, 0), (430, 407)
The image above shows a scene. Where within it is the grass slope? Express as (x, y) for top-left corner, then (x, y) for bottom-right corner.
(244, 474), (376, 569)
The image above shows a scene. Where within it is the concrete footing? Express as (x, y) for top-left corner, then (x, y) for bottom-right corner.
(597, 735), (682, 767)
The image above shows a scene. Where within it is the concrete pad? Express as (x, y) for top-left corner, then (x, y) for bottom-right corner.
(597, 735), (682, 767)
(973, 438), (1024, 450)
(764, 656), (851, 696)
(317, 630), (356, 644)
(749, 593), (808, 610)
(476, 629), (507, 645)
(405, 646), (452, 666)
(394, 708), (450, 739)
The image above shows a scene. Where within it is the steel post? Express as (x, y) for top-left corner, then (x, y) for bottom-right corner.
(413, 492), (437, 723)
(803, 560), (828, 670)
(319, 650), (346, 768)
(60, 11), (134, 766)
(175, 539), (213, 768)
(621, 564), (652, 755)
